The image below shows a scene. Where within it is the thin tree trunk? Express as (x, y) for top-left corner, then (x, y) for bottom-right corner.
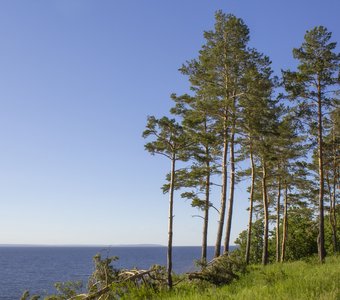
(215, 51), (230, 257)
(281, 182), (288, 262)
(331, 181), (338, 253)
(202, 157), (210, 262)
(262, 160), (269, 265)
(330, 128), (338, 253)
(224, 116), (235, 254)
(276, 176), (281, 263)
(215, 116), (228, 258)
(326, 173), (337, 254)
(331, 177), (338, 253)
(245, 146), (255, 264)
(167, 156), (176, 289)
(317, 81), (326, 263)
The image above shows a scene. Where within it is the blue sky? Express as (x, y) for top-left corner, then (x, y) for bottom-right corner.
(0, 0), (339, 246)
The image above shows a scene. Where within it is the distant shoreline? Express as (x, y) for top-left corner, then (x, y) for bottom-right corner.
(0, 244), (235, 248)
(0, 244), (165, 247)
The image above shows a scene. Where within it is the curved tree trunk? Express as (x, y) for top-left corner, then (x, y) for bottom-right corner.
(215, 116), (228, 258)
(245, 146), (255, 264)
(224, 116), (235, 254)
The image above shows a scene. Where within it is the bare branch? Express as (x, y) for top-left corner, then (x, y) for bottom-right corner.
(192, 215), (204, 219)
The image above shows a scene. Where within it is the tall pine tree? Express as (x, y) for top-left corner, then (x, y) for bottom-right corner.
(283, 26), (340, 262)
(143, 116), (191, 288)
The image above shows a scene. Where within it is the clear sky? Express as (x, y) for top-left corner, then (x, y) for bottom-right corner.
(0, 0), (339, 246)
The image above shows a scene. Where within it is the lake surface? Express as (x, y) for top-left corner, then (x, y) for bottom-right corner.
(0, 245), (232, 299)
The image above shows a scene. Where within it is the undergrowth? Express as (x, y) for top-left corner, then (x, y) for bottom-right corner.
(162, 255), (340, 300)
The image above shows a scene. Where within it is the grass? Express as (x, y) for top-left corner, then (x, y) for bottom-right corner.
(159, 255), (340, 300)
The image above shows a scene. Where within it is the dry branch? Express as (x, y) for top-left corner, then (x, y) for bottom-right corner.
(70, 266), (165, 300)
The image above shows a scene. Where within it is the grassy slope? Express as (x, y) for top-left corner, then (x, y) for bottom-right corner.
(163, 256), (340, 300)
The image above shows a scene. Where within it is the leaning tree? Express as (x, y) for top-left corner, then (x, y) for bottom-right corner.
(143, 116), (190, 288)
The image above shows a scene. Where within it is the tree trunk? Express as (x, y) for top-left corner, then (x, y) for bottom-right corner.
(167, 156), (176, 289)
(224, 116), (235, 254)
(202, 157), (210, 262)
(245, 146), (255, 264)
(330, 128), (338, 253)
(331, 177), (338, 253)
(262, 161), (269, 265)
(330, 181), (338, 253)
(215, 116), (228, 258)
(326, 173), (338, 254)
(317, 81), (326, 263)
(281, 182), (288, 262)
(276, 176), (281, 263)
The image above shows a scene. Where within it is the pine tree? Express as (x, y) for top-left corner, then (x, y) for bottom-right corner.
(143, 116), (190, 288)
(181, 11), (251, 256)
(238, 49), (275, 264)
(272, 114), (306, 262)
(171, 93), (219, 262)
(255, 99), (280, 265)
(319, 107), (339, 253)
(283, 26), (340, 262)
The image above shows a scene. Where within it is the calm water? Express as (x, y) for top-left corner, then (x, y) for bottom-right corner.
(0, 246), (224, 299)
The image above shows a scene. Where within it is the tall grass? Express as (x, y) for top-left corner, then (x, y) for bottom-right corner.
(161, 255), (340, 300)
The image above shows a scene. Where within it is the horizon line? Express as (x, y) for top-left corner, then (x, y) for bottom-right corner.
(0, 243), (237, 247)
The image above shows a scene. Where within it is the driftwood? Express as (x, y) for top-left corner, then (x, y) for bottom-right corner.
(119, 268), (154, 282)
(69, 266), (166, 300)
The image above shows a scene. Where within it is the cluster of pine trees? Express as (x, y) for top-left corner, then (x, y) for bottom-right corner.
(143, 11), (339, 289)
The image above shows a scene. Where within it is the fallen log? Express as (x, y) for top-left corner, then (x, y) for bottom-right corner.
(70, 266), (164, 300)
